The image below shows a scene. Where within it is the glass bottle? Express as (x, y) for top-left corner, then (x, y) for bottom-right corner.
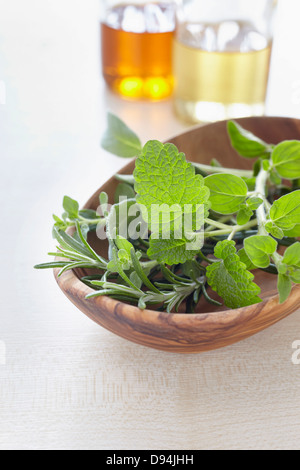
(173, 0), (278, 123)
(100, 0), (178, 100)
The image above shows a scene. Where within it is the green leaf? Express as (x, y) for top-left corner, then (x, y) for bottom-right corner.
(134, 141), (209, 248)
(101, 112), (142, 158)
(237, 248), (257, 270)
(34, 261), (69, 269)
(269, 168), (282, 185)
(247, 197), (263, 210)
(134, 141), (210, 217)
(282, 242), (300, 268)
(262, 160), (270, 171)
(52, 214), (68, 231)
(244, 235), (278, 269)
(130, 248), (161, 294)
(63, 196), (79, 219)
(115, 235), (134, 256)
(243, 177), (256, 191)
(147, 233), (202, 265)
(78, 209), (100, 221)
(236, 204), (253, 225)
(204, 174), (248, 214)
(106, 198), (147, 241)
(283, 225), (300, 237)
(269, 190), (300, 230)
(206, 240), (261, 309)
(227, 121), (270, 158)
(114, 183), (136, 203)
(277, 274), (292, 304)
(271, 141), (300, 180)
(265, 221), (284, 239)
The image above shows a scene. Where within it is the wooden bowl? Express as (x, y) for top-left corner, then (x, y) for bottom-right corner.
(54, 116), (300, 353)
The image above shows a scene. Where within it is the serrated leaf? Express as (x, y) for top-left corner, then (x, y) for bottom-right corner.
(269, 190), (300, 230)
(101, 112), (142, 158)
(147, 234), (202, 265)
(227, 121), (270, 158)
(134, 141), (210, 216)
(134, 141), (209, 256)
(204, 174), (248, 214)
(244, 235), (278, 268)
(206, 240), (261, 309)
(271, 141), (300, 180)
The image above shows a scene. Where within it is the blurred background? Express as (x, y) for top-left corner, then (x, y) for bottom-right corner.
(1, 0), (299, 218)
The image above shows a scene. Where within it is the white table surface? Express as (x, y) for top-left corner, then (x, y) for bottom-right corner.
(1, 0), (300, 451)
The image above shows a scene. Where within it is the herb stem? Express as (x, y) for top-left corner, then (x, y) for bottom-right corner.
(192, 162), (253, 178)
(255, 167), (270, 235)
(204, 218), (258, 238)
(78, 216), (106, 226)
(205, 218), (232, 230)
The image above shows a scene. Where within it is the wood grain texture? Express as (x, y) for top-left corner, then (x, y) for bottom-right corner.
(55, 117), (300, 353)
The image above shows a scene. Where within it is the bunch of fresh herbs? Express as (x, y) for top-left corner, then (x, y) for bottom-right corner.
(35, 115), (300, 312)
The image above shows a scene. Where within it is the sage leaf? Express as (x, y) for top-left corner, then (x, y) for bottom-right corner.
(227, 121), (270, 158)
(101, 112), (142, 158)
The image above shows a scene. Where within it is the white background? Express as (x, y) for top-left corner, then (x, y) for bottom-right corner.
(0, 0), (300, 450)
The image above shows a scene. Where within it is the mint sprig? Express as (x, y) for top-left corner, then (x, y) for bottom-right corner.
(206, 240), (262, 309)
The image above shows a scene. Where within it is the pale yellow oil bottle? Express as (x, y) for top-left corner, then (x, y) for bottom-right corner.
(173, 21), (273, 123)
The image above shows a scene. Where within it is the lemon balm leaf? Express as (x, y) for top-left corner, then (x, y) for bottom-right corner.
(206, 240), (262, 309)
(134, 140), (210, 228)
(147, 235), (201, 265)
